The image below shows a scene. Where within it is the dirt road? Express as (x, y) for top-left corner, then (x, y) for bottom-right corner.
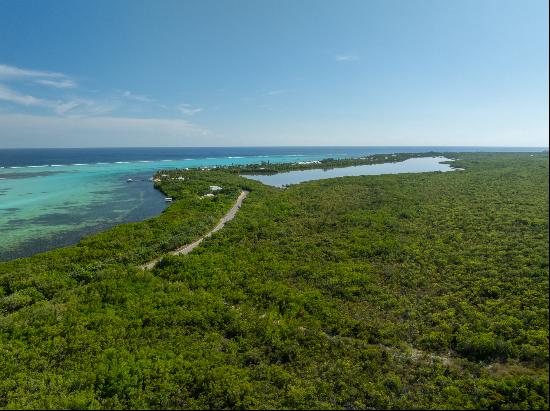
(141, 190), (249, 270)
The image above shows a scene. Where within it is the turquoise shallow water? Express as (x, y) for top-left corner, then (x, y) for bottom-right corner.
(0, 152), (356, 260)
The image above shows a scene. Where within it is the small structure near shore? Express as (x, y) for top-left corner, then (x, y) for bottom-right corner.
(164, 197), (173, 202)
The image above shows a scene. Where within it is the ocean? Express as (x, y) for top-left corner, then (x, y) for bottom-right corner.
(0, 146), (545, 261)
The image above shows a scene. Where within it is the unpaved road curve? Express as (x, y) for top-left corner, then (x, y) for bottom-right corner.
(141, 190), (249, 270)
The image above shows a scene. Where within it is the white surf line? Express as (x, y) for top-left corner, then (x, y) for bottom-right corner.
(141, 190), (249, 270)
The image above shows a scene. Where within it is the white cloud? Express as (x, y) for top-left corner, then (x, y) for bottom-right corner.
(0, 84), (53, 107)
(0, 63), (66, 79)
(267, 89), (286, 96)
(36, 79), (77, 89)
(178, 103), (203, 116)
(121, 90), (154, 103)
(0, 84), (115, 116)
(334, 54), (360, 62)
(0, 64), (82, 112)
(0, 114), (208, 147)
(57, 98), (118, 116)
(0, 64), (201, 133)
(53, 100), (83, 115)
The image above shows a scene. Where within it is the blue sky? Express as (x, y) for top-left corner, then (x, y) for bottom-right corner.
(0, 0), (548, 147)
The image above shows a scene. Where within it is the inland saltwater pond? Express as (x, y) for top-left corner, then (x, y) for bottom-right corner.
(243, 156), (458, 187)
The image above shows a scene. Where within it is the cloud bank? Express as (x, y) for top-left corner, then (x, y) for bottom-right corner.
(0, 63), (208, 146)
(0, 114), (208, 148)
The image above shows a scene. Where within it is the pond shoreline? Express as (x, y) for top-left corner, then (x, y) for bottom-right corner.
(241, 156), (459, 187)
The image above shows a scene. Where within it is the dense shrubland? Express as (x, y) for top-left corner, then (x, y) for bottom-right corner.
(0, 152), (548, 409)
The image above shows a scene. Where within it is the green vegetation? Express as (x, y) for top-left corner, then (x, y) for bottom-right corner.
(0, 152), (548, 409)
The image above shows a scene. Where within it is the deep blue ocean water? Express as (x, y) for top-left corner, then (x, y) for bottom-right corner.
(0, 146), (545, 261)
(0, 146), (544, 167)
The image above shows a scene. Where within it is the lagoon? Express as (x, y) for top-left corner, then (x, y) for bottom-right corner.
(243, 156), (458, 187)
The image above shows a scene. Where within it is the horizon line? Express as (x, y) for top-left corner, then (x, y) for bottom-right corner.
(1, 145), (548, 150)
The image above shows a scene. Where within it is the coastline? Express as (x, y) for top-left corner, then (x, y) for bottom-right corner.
(0, 150), (545, 261)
